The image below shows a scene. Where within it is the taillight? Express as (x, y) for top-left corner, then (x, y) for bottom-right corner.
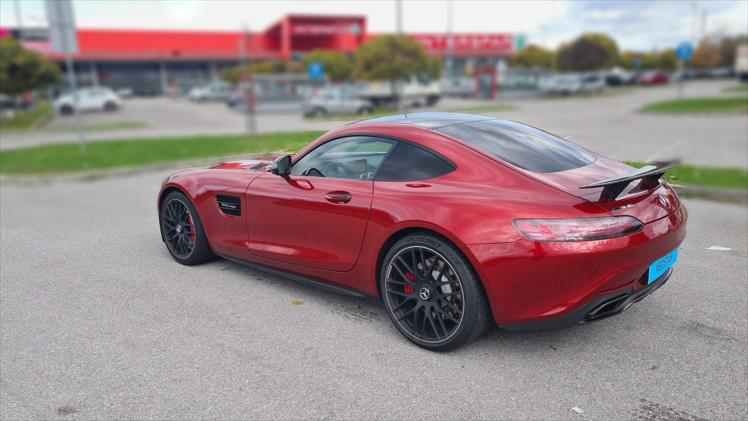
(513, 216), (643, 242)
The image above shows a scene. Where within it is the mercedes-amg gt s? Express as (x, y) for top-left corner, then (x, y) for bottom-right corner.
(158, 113), (686, 351)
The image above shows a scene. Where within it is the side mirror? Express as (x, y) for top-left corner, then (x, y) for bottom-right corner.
(270, 154), (292, 176)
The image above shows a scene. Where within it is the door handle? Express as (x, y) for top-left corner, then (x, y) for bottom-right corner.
(324, 191), (352, 204)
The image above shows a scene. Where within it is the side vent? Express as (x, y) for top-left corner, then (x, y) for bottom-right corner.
(216, 195), (241, 216)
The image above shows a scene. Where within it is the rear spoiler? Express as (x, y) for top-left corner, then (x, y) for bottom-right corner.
(580, 160), (679, 202)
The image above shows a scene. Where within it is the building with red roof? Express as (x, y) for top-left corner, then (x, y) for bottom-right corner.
(5, 14), (519, 97)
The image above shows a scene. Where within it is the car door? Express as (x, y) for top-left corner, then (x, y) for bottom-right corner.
(246, 136), (395, 271)
(323, 91), (343, 114)
(83, 89), (104, 111)
(76, 90), (94, 111)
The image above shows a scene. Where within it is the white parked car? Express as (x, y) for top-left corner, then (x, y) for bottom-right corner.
(540, 74), (581, 95)
(441, 77), (475, 98)
(54, 87), (122, 116)
(188, 82), (234, 102)
(358, 76), (442, 107)
(303, 87), (374, 117)
(540, 73), (605, 95)
(580, 73), (606, 93)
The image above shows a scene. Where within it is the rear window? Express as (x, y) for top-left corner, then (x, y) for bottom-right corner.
(436, 119), (595, 173)
(375, 142), (455, 181)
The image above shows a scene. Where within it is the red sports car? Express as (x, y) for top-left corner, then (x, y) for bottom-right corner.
(158, 113), (686, 351)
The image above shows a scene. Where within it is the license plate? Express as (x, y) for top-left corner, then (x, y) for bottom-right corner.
(648, 249), (678, 283)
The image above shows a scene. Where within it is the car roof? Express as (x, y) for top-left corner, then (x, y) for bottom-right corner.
(355, 112), (495, 129)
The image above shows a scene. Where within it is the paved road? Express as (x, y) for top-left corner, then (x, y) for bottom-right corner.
(2, 80), (747, 169)
(1, 170), (746, 419)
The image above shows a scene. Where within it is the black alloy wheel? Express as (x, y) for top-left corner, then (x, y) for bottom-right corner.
(162, 198), (196, 259)
(380, 234), (492, 351)
(385, 245), (464, 343)
(160, 191), (215, 265)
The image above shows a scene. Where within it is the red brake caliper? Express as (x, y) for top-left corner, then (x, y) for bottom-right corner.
(404, 272), (416, 294)
(188, 215), (195, 242)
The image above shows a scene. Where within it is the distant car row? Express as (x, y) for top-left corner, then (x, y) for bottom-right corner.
(539, 69), (675, 96)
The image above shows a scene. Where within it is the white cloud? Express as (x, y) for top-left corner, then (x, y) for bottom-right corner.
(585, 9), (625, 22)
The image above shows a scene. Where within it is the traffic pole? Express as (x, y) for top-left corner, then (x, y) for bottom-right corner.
(65, 53), (86, 152)
(677, 58), (684, 99)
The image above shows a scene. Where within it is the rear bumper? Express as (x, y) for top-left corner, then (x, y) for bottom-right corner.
(469, 205), (687, 327)
(499, 268), (672, 330)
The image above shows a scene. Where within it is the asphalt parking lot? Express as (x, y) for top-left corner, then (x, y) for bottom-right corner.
(2, 80), (746, 169)
(1, 169), (746, 419)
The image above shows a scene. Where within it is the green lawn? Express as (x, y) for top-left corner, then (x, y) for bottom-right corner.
(43, 121), (148, 133)
(642, 97), (748, 113)
(627, 162), (748, 190)
(2, 131), (746, 192)
(0, 131), (324, 175)
(306, 108), (397, 121)
(0, 103), (53, 132)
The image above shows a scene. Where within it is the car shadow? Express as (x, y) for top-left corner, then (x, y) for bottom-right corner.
(215, 255), (606, 354)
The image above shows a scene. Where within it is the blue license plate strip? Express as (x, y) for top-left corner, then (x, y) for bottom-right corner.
(648, 249), (678, 283)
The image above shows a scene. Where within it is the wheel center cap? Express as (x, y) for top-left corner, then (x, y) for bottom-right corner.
(418, 286), (431, 301)
(176, 225), (182, 233)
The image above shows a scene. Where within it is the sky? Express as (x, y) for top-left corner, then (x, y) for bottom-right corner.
(1, 0), (747, 51)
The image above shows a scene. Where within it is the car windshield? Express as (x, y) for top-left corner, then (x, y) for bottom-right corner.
(436, 119), (595, 173)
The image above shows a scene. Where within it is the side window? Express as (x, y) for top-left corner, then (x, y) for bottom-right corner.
(375, 142), (456, 181)
(290, 136), (395, 180)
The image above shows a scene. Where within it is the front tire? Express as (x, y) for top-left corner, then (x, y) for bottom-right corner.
(60, 104), (74, 116)
(160, 191), (215, 265)
(379, 233), (492, 351)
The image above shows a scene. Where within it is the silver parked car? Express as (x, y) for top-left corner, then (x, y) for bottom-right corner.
(188, 82), (234, 102)
(303, 87), (374, 117)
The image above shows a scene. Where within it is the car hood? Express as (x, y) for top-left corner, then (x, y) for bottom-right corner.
(211, 159), (272, 171)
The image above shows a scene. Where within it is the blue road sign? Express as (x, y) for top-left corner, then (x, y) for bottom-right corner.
(676, 42), (694, 60)
(308, 62), (325, 81)
(634, 57), (643, 69)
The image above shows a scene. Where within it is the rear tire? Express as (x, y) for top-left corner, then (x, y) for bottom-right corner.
(379, 233), (493, 351)
(103, 101), (118, 112)
(160, 191), (215, 265)
(60, 104), (74, 116)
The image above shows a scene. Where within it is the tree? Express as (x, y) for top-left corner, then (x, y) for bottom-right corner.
(509, 45), (555, 69)
(556, 33), (619, 71)
(301, 49), (352, 82)
(219, 60), (299, 84)
(692, 38), (722, 69)
(656, 49), (677, 71)
(718, 35), (748, 67)
(0, 38), (62, 96)
(353, 35), (431, 81)
(619, 49), (676, 71)
(426, 55), (443, 79)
